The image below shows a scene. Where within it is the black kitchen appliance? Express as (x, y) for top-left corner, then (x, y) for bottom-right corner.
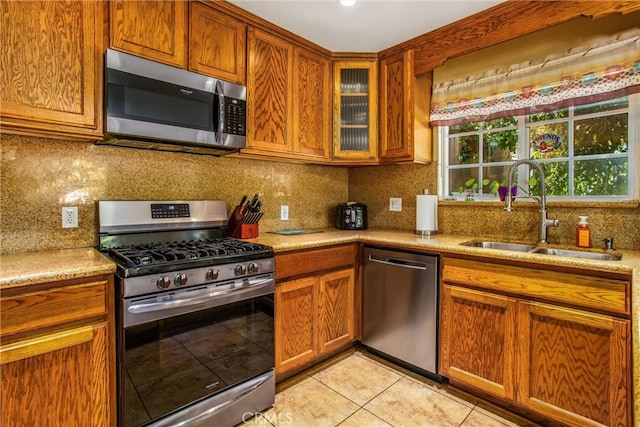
(99, 49), (246, 156)
(335, 202), (368, 230)
(98, 200), (274, 427)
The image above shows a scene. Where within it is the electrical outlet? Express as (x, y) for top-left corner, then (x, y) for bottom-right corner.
(62, 207), (78, 228)
(280, 205), (289, 221)
(389, 197), (402, 212)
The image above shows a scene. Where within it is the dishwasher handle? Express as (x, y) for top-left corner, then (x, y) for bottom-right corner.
(367, 254), (428, 270)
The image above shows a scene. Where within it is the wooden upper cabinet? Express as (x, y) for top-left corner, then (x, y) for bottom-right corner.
(379, 49), (432, 164)
(246, 27), (293, 153)
(0, 0), (103, 140)
(189, 2), (246, 84)
(110, 0), (187, 68)
(292, 48), (331, 159)
(333, 60), (378, 163)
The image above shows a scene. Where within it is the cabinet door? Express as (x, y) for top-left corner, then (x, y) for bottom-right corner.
(0, 1), (102, 139)
(189, 2), (246, 84)
(110, 0), (187, 68)
(440, 284), (517, 400)
(379, 50), (432, 164)
(246, 28), (293, 153)
(333, 61), (378, 162)
(275, 277), (317, 374)
(1, 322), (111, 426)
(292, 48), (331, 159)
(379, 50), (413, 161)
(517, 301), (631, 426)
(318, 269), (355, 353)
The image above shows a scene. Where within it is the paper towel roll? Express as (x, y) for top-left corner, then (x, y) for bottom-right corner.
(415, 195), (438, 235)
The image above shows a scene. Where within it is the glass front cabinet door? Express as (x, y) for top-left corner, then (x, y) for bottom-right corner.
(332, 61), (378, 163)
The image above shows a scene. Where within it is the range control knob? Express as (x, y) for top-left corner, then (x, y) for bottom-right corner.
(156, 276), (171, 289)
(247, 262), (259, 274)
(205, 269), (219, 281)
(234, 264), (246, 276)
(174, 273), (188, 287)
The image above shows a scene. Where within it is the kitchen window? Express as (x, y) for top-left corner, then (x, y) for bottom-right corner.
(430, 29), (640, 202)
(440, 94), (638, 201)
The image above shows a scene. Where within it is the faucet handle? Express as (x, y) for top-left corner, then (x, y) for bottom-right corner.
(603, 237), (615, 250)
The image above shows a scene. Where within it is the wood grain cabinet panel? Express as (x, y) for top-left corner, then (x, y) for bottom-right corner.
(517, 302), (631, 427)
(0, 0), (102, 140)
(440, 285), (516, 400)
(379, 49), (432, 164)
(275, 245), (357, 380)
(318, 269), (355, 353)
(292, 48), (331, 159)
(0, 275), (115, 427)
(110, 0), (187, 68)
(246, 27), (293, 153)
(440, 256), (632, 426)
(188, 2), (246, 84)
(275, 276), (317, 373)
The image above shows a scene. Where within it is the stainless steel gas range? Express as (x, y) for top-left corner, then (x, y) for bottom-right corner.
(98, 200), (275, 427)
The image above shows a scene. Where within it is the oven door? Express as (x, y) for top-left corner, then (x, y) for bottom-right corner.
(118, 275), (275, 427)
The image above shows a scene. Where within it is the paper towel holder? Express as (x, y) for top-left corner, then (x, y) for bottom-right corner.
(415, 189), (438, 236)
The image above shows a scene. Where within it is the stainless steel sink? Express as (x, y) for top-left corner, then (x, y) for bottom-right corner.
(529, 247), (622, 261)
(459, 240), (622, 261)
(459, 240), (536, 252)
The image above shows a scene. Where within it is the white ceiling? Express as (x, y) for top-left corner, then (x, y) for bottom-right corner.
(228, 0), (505, 52)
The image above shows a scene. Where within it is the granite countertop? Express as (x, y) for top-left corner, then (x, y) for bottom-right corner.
(2, 229), (639, 289)
(0, 247), (116, 290)
(252, 228), (640, 275)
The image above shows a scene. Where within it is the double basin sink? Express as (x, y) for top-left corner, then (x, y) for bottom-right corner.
(460, 240), (622, 261)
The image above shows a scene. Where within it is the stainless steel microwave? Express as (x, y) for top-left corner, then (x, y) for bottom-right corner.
(98, 49), (246, 156)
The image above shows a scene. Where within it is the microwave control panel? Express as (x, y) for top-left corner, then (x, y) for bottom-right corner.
(224, 98), (246, 136)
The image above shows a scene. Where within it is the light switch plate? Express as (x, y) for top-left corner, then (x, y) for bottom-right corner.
(389, 198), (402, 212)
(280, 205), (289, 221)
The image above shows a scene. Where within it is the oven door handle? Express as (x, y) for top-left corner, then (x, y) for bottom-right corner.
(127, 277), (273, 314)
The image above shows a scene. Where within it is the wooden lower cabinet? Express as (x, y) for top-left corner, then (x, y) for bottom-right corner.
(275, 268), (355, 377)
(275, 276), (318, 372)
(0, 276), (115, 427)
(318, 269), (355, 353)
(440, 285), (517, 400)
(440, 256), (631, 426)
(517, 301), (630, 426)
(274, 244), (358, 379)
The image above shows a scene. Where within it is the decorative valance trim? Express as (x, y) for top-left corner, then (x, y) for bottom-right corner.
(430, 29), (640, 126)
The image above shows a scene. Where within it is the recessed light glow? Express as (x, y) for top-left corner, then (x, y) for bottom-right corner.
(338, 0), (357, 6)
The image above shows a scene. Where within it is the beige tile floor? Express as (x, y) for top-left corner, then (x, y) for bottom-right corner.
(242, 350), (540, 427)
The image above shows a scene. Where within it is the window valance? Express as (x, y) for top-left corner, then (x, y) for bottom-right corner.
(430, 29), (640, 126)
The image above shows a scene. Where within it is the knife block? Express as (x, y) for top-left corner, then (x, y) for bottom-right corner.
(231, 223), (258, 239)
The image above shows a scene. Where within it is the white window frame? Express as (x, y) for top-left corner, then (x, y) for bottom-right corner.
(438, 94), (639, 202)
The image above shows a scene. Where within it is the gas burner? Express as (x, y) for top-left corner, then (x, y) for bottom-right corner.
(108, 237), (272, 269)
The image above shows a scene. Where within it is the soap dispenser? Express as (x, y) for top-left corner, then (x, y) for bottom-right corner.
(576, 216), (591, 248)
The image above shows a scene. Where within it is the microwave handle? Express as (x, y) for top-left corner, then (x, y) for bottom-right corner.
(215, 80), (225, 142)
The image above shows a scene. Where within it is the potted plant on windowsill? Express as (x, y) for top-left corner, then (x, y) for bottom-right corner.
(497, 184), (518, 201)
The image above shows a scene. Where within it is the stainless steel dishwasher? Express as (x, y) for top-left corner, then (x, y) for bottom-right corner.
(362, 246), (441, 379)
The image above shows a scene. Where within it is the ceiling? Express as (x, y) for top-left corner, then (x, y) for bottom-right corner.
(228, 0), (505, 52)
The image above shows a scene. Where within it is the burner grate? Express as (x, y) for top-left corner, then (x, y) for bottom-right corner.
(108, 238), (270, 268)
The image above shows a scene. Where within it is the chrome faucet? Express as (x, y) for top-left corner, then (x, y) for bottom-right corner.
(504, 159), (559, 244)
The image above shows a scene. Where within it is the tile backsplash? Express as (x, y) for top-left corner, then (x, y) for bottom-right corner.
(0, 135), (348, 254)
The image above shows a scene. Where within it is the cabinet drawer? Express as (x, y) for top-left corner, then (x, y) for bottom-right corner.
(442, 258), (629, 316)
(276, 244), (357, 281)
(1, 280), (108, 338)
